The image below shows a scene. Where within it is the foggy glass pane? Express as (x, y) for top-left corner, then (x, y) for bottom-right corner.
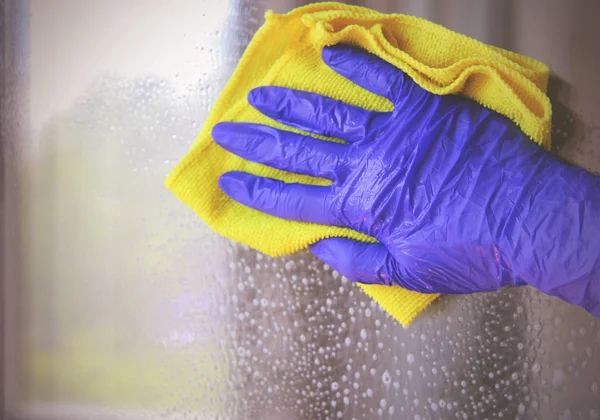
(2, 1), (600, 419)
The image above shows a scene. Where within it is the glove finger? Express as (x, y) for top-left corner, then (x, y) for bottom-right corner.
(219, 171), (339, 226)
(212, 122), (346, 180)
(248, 86), (379, 143)
(310, 238), (398, 286)
(322, 44), (407, 104)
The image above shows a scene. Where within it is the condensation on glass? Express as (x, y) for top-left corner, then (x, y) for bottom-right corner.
(1, 1), (599, 419)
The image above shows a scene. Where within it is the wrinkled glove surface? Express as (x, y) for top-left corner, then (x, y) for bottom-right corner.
(213, 45), (600, 316)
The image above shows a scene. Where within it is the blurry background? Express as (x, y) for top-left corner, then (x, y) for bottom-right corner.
(1, 0), (599, 419)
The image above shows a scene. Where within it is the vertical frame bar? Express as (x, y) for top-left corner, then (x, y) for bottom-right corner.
(1, 0), (29, 417)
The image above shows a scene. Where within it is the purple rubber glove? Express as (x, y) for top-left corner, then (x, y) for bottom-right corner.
(213, 45), (600, 317)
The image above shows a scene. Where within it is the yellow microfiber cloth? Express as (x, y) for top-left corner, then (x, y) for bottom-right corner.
(166, 2), (552, 326)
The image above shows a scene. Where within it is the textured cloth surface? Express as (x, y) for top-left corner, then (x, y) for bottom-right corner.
(166, 2), (551, 326)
